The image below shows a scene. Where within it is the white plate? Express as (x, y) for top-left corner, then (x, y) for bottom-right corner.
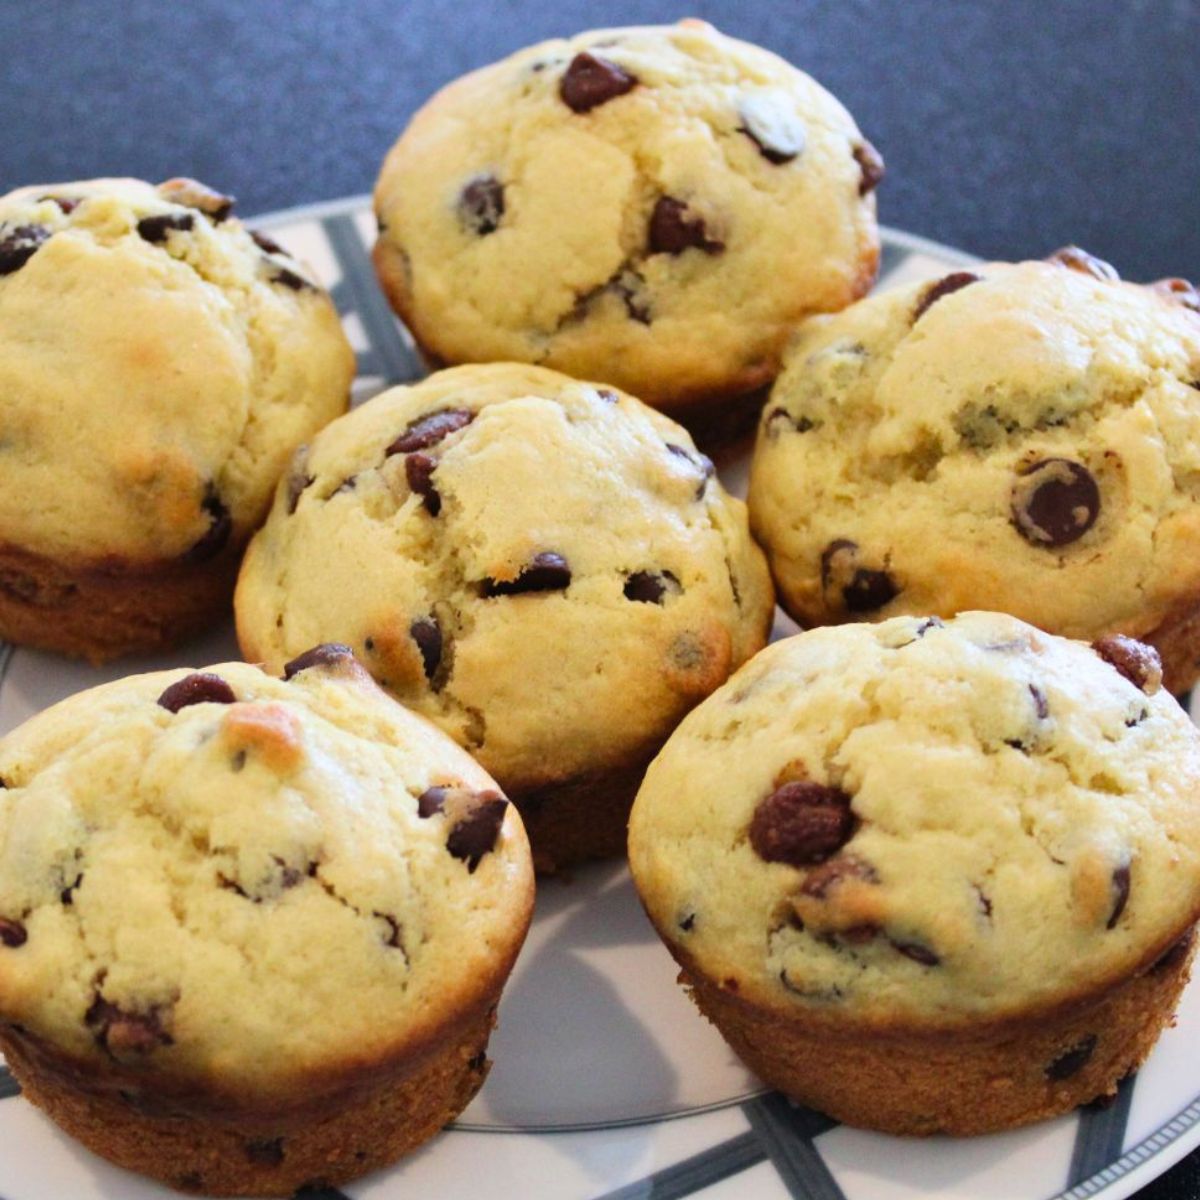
(1, 198), (1197, 1200)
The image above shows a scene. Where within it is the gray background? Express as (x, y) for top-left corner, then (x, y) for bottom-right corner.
(2, 2), (1199, 1198)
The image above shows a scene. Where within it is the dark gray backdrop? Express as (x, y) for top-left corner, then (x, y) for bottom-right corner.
(2, 2), (1200, 1198)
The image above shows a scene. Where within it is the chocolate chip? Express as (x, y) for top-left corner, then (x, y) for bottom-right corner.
(157, 179), (235, 221)
(800, 854), (877, 898)
(483, 552), (571, 596)
(750, 781), (855, 867)
(404, 452), (441, 515)
(410, 616), (442, 681)
(1107, 861), (1131, 929)
(286, 468), (313, 515)
(853, 140), (885, 195)
(446, 797), (508, 871)
(1150, 277), (1200, 313)
(1091, 634), (1163, 695)
(739, 92), (806, 164)
(1152, 927), (1195, 974)
(459, 175), (505, 235)
(283, 643), (356, 679)
(892, 939), (940, 966)
(1046, 1034), (1097, 1080)
(334, 475), (358, 495)
(244, 1138), (284, 1166)
(678, 911), (696, 932)
(560, 51), (637, 113)
(0, 918), (27, 948)
(157, 673), (236, 712)
(666, 442), (715, 499)
(468, 1051), (488, 1071)
(136, 213), (195, 243)
(1029, 683), (1050, 720)
(913, 271), (981, 321)
(597, 388), (619, 404)
(765, 407), (814, 436)
(42, 195), (79, 214)
(1047, 246), (1119, 282)
(649, 197), (724, 256)
(86, 997), (173, 1055)
(375, 913), (404, 949)
(624, 570), (680, 604)
(0, 224), (50, 275)
(270, 265), (310, 291)
(181, 484), (232, 564)
(820, 539), (899, 613)
(386, 408), (474, 455)
(250, 230), (285, 256)
(1011, 458), (1100, 547)
(417, 786), (448, 818)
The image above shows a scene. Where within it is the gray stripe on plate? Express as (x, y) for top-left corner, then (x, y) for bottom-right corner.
(875, 241), (912, 288)
(590, 1131), (762, 1199)
(742, 1093), (844, 1200)
(321, 214), (421, 385)
(0, 1065), (19, 1099)
(1067, 1073), (1137, 1188)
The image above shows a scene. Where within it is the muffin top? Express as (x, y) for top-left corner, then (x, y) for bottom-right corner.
(0, 648), (532, 1104)
(373, 20), (880, 412)
(235, 363), (774, 790)
(748, 254), (1200, 653)
(629, 612), (1200, 1028)
(0, 177), (354, 565)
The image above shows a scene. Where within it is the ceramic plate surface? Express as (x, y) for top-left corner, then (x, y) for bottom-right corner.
(0, 197), (1197, 1200)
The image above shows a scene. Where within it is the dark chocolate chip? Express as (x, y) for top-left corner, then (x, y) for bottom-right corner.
(386, 408), (475, 455)
(250, 230), (285, 256)
(334, 475), (358, 495)
(560, 51), (637, 113)
(286, 466), (313, 515)
(483, 552), (571, 596)
(800, 854), (877, 898)
(1011, 458), (1100, 547)
(739, 94), (806, 164)
(0, 224), (50, 275)
(270, 265), (310, 291)
(417, 786), (448, 818)
(912, 271), (981, 321)
(136, 213), (195, 243)
(410, 616), (442, 681)
(1047, 246), (1119, 281)
(666, 442), (715, 499)
(820, 539), (899, 613)
(447, 795), (509, 872)
(181, 484), (232, 564)
(283, 643), (356, 680)
(375, 913), (404, 949)
(623, 570), (680, 604)
(597, 388), (619, 404)
(1046, 1034), (1097, 1080)
(649, 197), (724, 256)
(915, 617), (944, 637)
(765, 407), (814, 436)
(975, 886), (994, 918)
(679, 911), (696, 932)
(157, 179), (235, 221)
(750, 781), (855, 867)
(1152, 927), (1195, 974)
(244, 1138), (284, 1166)
(891, 939), (940, 966)
(157, 672), (236, 712)
(1107, 861), (1131, 929)
(85, 997), (173, 1055)
(1150, 277), (1200, 313)
(42, 195), (79, 214)
(1029, 683), (1050, 720)
(405, 452), (441, 515)
(0, 918), (27, 948)
(468, 1051), (488, 1071)
(459, 175), (505, 236)
(1091, 634), (1163, 696)
(852, 140), (886, 195)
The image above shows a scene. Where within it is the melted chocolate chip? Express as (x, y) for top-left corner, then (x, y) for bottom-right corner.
(483, 552), (571, 596)
(1150, 277), (1200, 313)
(270, 265), (310, 291)
(597, 388), (619, 404)
(1011, 458), (1100, 547)
(447, 796), (509, 871)
(387, 408), (474, 455)
(1047, 246), (1119, 281)
(750, 781), (855, 866)
(560, 51), (637, 113)
(86, 997), (173, 1055)
(666, 442), (715, 499)
(624, 570), (680, 604)
(765, 407), (814, 436)
(1029, 683), (1050, 720)
(410, 616), (442, 682)
(182, 484), (232, 564)
(649, 197), (724, 256)
(244, 1138), (284, 1166)
(1107, 862), (1131, 929)
(820, 540), (899, 613)
(283, 643), (356, 679)
(1091, 635), (1163, 695)
(679, 911), (697, 932)
(739, 93), (806, 164)
(892, 939), (940, 966)
(405, 452), (441, 515)
(852, 140), (886, 195)
(1046, 1034), (1097, 1080)
(375, 912), (404, 949)
(136, 213), (195, 243)
(250, 230), (285, 256)
(912, 271), (981, 321)
(417, 786), (449, 818)
(157, 179), (235, 221)
(800, 854), (877, 898)
(459, 175), (505, 235)
(42, 195), (79, 214)
(0, 224), (50, 274)
(157, 673), (236, 712)
(0, 917), (27, 948)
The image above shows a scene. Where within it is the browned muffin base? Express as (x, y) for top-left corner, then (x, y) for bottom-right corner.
(1, 1004), (496, 1197)
(0, 541), (241, 665)
(681, 931), (1195, 1136)
(1141, 592), (1200, 696)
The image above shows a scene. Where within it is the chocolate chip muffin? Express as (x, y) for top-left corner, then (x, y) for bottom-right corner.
(629, 612), (1200, 1135)
(0, 177), (354, 662)
(748, 251), (1200, 692)
(373, 20), (881, 437)
(235, 363), (774, 870)
(0, 645), (533, 1196)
